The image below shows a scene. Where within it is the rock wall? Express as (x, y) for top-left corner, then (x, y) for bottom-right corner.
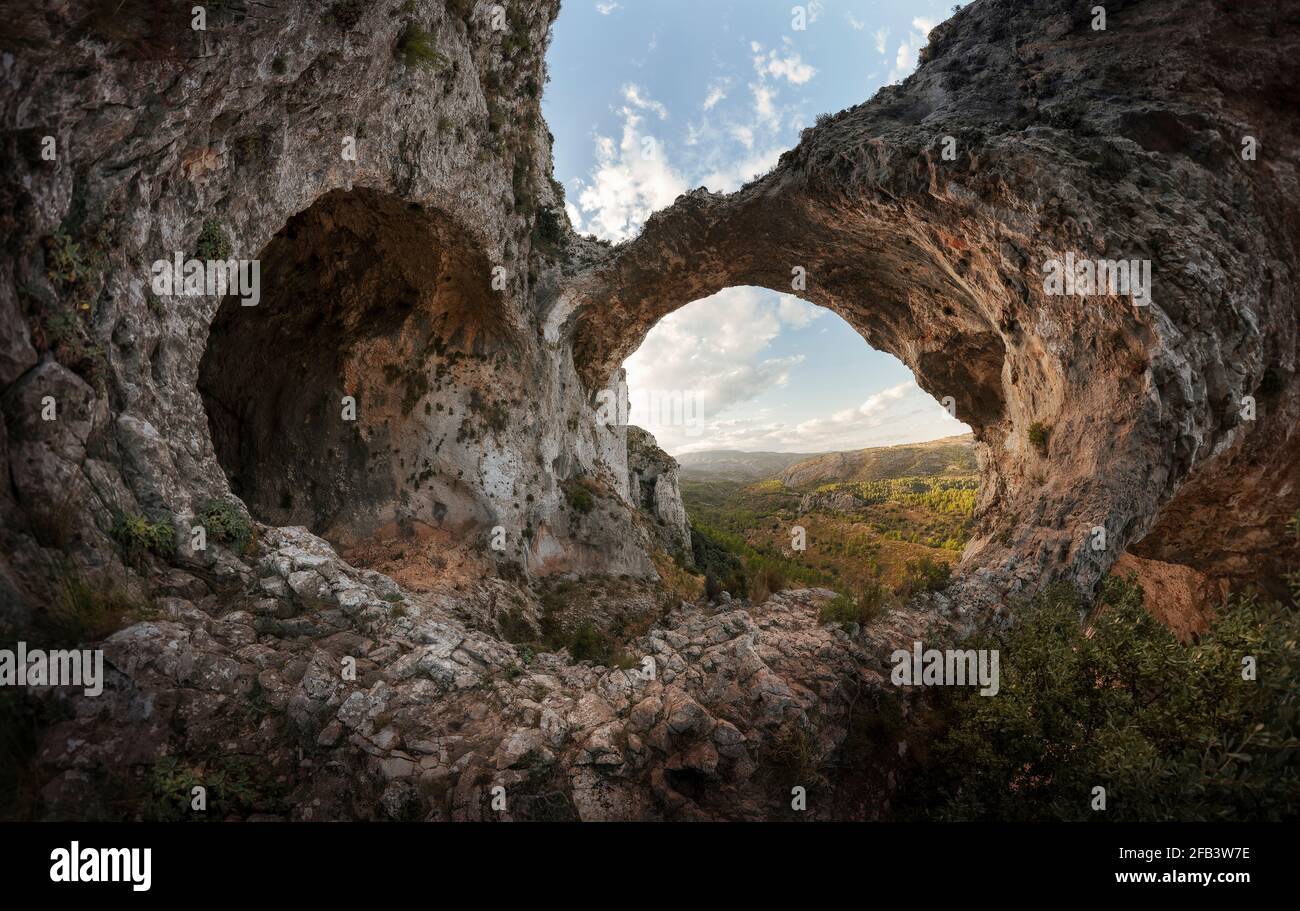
(626, 426), (692, 555)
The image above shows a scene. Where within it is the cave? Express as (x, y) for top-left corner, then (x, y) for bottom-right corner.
(198, 188), (505, 547)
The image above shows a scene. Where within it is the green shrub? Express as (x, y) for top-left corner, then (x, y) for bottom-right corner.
(111, 513), (175, 566)
(396, 25), (448, 69)
(1027, 421), (1050, 455)
(905, 574), (1300, 820)
(197, 498), (253, 552)
(897, 555), (951, 597)
(821, 580), (892, 626)
(43, 228), (95, 287)
(194, 219), (232, 260)
(565, 483), (594, 514)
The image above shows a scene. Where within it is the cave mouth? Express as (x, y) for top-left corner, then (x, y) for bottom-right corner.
(198, 187), (503, 547)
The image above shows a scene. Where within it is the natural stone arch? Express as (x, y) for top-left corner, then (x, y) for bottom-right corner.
(552, 0), (1300, 601)
(199, 187), (511, 548)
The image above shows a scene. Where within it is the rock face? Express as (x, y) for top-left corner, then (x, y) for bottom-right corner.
(626, 426), (692, 555)
(1, 0), (1298, 820)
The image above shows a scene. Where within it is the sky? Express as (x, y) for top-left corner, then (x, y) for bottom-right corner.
(543, 0), (971, 454)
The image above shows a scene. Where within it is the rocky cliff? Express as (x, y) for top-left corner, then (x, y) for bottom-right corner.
(1, 0), (1297, 820)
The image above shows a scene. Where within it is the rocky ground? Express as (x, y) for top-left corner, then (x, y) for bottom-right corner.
(29, 524), (945, 821)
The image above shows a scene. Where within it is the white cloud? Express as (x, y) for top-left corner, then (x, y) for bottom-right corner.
(672, 379), (969, 455)
(595, 2), (620, 15)
(624, 288), (817, 446)
(576, 105), (687, 242)
(846, 13), (866, 31)
(702, 82), (728, 110)
(622, 83), (668, 119)
(753, 45), (816, 85)
(777, 296), (822, 328)
(751, 83), (778, 128)
(874, 28), (889, 54)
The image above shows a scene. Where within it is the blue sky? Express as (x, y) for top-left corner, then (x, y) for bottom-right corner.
(543, 1), (970, 454)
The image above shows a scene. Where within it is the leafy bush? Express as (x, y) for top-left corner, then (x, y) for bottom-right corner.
(43, 228), (95, 287)
(111, 513), (175, 566)
(197, 498), (253, 552)
(1028, 421), (1050, 455)
(194, 219), (231, 260)
(897, 555), (952, 597)
(565, 482), (594, 514)
(820, 580), (892, 626)
(905, 574), (1300, 820)
(396, 25), (448, 69)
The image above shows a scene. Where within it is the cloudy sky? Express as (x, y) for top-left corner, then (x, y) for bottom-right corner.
(543, 0), (970, 455)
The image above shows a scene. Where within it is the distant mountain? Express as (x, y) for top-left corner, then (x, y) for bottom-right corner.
(779, 434), (976, 488)
(677, 449), (816, 481)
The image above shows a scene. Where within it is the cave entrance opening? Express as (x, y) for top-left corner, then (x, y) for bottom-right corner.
(197, 187), (503, 551)
(618, 285), (978, 599)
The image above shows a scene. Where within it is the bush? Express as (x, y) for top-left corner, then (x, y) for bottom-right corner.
(897, 555), (952, 597)
(1027, 421), (1050, 455)
(44, 228), (95, 287)
(820, 580), (892, 626)
(904, 574), (1300, 820)
(197, 498), (253, 552)
(194, 219), (231, 260)
(111, 512), (175, 566)
(396, 25), (448, 69)
(565, 483), (594, 514)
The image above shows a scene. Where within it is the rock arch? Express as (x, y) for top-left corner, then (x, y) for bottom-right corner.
(550, 0), (1300, 600)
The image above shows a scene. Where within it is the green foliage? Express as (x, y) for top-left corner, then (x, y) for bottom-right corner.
(1028, 421), (1050, 455)
(145, 754), (284, 821)
(197, 499), (253, 552)
(565, 482), (595, 514)
(43, 228), (96, 288)
(897, 555), (952, 597)
(111, 513), (175, 567)
(906, 575), (1300, 820)
(194, 219), (232, 260)
(396, 25), (448, 70)
(817, 476), (977, 516)
(532, 206), (568, 251)
(820, 580), (892, 626)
